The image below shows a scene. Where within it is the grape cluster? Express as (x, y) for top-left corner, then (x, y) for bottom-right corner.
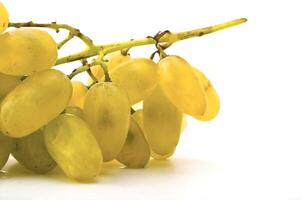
(0, 2), (222, 181)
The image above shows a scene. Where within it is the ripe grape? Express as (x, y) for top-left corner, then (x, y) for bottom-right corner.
(109, 58), (158, 105)
(0, 72), (21, 101)
(0, 28), (57, 76)
(0, 2), (9, 34)
(12, 129), (56, 173)
(90, 51), (130, 81)
(64, 106), (84, 118)
(193, 68), (220, 121)
(116, 118), (150, 168)
(132, 109), (143, 128)
(0, 133), (14, 170)
(0, 69), (72, 138)
(158, 55), (207, 118)
(69, 81), (88, 109)
(44, 114), (103, 181)
(143, 85), (183, 158)
(84, 82), (130, 162)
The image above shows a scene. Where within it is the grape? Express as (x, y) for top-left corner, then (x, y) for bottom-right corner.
(143, 85), (183, 158)
(0, 72), (21, 101)
(69, 81), (88, 109)
(44, 113), (103, 181)
(132, 109), (143, 128)
(90, 51), (130, 81)
(0, 69), (72, 138)
(193, 68), (220, 121)
(83, 82), (130, 162)
(0, 133), (14, 170)
(151, 151), (175, 160)
(64, 106), (84, 119)
(158, 55), (207, 118)
(116, 118), (150, 168)
(109, 58), (158, 105)
(0, 2), (9, 34)
(12, 129), (56, 173)
(0, 28), (57, 76)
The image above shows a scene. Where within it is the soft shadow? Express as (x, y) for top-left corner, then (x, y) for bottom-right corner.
(2, 160), (96, 184)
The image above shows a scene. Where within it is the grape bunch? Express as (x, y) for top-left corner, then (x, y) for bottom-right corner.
(0, 2), (246, 181)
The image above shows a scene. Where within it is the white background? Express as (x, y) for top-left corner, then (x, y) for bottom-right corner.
(1, 0), (301, 199)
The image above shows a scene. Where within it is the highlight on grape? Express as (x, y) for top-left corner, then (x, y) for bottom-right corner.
(0, 2), (247, 181)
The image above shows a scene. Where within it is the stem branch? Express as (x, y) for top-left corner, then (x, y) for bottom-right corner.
(9, 21), (94, 47)
(56, 18), (247, 65)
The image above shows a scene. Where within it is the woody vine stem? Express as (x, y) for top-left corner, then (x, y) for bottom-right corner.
(8, 18), (247, 79)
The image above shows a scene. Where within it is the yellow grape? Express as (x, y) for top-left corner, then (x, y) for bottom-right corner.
(64, 106), (84, 119)
(109, 58), (158, 105)
(0, 133), (14, 170)
(69, 81), (88, 109)
(193, 68), (220, 121)
(0, 69), (72, 138)
(132, 109), (143, 128)
(158, 55), (207, 118)
(151, 151), (175, 160)
(0, 28), (57, 76)
(83, 82), (130, 162)
(44, 114), (103, 181)
(132, 109), (181, 160)
(0, 72), (21, 101)
(12, 129), (56, 173)
(0, 2), (9, 34)
(116, 118), (150, 168)
(143, 85), (183, 158)
(90, 51), (130, 81)
(181, 115), (187, 133)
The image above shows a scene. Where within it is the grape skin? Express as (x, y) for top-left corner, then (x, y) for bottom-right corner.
(12, 129), (56, 173)
(116, 118), (150, 168)
(143, 85), (183, 158)
(0, 28), (58, 76)
(158, 55), (207, 118)
(0, 69), (72, 138)
(0, 133), (14, 170)
(90, 52), (130, 81)
(0, 72), (21, 101)
(193, 68), (220, 121)
(83, 82), (130, 162)
(109, 58), (158, 105)
(64, 106), (84, 119)
(0, 2), (9, 34)
(44, 114), (103, 181)
(69, 81), (88, 109)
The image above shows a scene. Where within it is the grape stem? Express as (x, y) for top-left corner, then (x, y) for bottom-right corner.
(9, 18), (247, 78)
(55, 18), (247, 65)
(8, 21), (94, 47)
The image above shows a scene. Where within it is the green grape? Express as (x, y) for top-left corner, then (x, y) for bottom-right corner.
(83, 82), (130, 162)
(44, 113), (103, 181)
(64, 106), (84, 119)
(116, 118), (150, 168)
(0, 69), (72, 138)
(0, 72), (21, 100)
(143, 85), (183, 159)
(0, 28), (57, 76)
(158, 55), (207, 118)
(0, 2), (9, 34)
(193, 68), (220, 121)
(0, 133), (14, 170)
(69, 81), (88, 109)
(109, 58), (158, 105)
(89, 51), (131, 82)
(12, 129), (56, 173)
